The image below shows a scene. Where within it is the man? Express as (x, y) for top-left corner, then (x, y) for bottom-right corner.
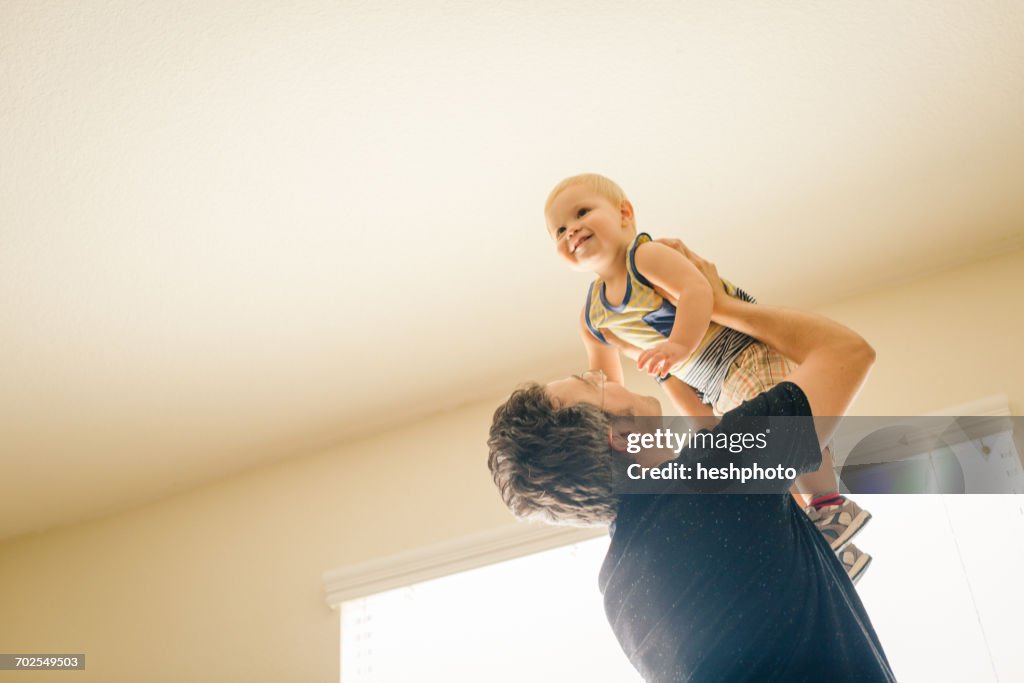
(487, 246), (895, 681)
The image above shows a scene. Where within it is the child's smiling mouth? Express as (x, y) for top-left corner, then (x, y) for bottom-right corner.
(571, 233), (593, 254)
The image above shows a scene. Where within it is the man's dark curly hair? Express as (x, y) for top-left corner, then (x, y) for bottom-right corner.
(487, 382), (627, 527)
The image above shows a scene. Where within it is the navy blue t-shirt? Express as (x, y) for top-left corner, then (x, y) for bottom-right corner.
(598, 382), (895, 682)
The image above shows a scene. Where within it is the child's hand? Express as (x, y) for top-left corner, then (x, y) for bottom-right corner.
(637, 341), (690, 377)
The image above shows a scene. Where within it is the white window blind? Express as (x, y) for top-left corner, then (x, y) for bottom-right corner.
(340, 535), (642, 682)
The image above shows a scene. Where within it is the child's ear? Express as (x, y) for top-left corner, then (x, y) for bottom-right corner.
(619, 199), (635, 228)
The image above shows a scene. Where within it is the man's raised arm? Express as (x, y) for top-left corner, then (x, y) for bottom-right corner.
(662, 239), (875, 449)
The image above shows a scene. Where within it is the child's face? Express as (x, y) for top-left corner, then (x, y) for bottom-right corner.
(545, 184), (634, 273)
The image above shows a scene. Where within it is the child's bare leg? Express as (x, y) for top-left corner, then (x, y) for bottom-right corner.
(799, 444), (873, 555)
(788, 485), (807, 507)
(793, 445), (839, 506)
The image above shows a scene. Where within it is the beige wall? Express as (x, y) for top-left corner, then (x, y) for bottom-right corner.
(0, 401), (518, 683)
(814, 247), (1024, 416)
(1, 248), (1022, 682)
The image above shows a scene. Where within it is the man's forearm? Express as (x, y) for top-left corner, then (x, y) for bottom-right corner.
(656, 237), (875, 424)
(713, 297), (863, 364)
(660, 377), (717, 428)
(713, 295), (875, 425)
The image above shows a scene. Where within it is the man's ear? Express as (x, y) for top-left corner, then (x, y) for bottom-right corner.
(619, 199), (635, 228)
(608, 426), (632, 453)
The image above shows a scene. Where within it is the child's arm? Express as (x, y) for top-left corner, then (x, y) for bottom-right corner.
(631, 241), (714, 378)
(578, 308), (625, 385)
(600, 323), (715, 425)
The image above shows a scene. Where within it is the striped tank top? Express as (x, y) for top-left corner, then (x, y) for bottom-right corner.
(583, 233), (756, 406)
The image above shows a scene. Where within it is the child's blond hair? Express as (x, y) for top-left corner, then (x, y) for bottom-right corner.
(544, 173), (634, 230)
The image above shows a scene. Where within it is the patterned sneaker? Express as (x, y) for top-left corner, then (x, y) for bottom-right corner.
(839, 543), (872, 584)
(804, 496), (872, 551)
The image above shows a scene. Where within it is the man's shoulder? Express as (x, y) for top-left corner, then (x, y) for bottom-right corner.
(724, 381), (812, 420)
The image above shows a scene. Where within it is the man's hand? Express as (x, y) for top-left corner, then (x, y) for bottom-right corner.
(637, 340), (690, 377)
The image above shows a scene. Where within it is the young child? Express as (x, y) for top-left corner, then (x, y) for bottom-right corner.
(544, 172), (873, 582)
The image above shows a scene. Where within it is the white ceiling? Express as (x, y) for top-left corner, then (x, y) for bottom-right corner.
(2, 1), (1023, 542)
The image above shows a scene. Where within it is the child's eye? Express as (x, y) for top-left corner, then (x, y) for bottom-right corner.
(577, 207), (590, 218)
(555, 226), (567, 237)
